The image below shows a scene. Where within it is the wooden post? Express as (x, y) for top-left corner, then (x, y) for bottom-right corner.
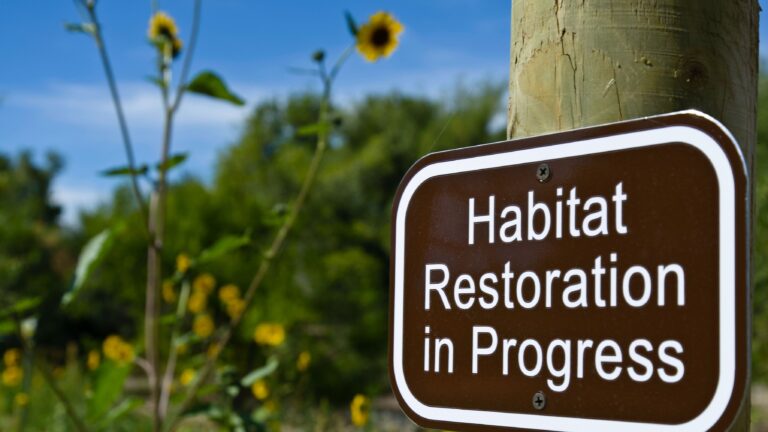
(507, 1), (759, 430)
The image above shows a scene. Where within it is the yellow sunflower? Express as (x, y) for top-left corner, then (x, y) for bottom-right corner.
(253, 323), (285, 347)
(162, 280), (177, 303)
(87, 349), (101, 370)
(350, 394), (371, 427)
(193, 314), (214, 339)
(296, 351), (311, 372)
(225, 298), (246, 320)
(218, 284), (240, 304)
(179, 368), (196, 386)
(148, 11), (178, 40)
(193, 273), (216, 295)
(175, 253), (191, 273)
(1, 366), (22, 387)
(102, 335), (135, 365)
(187, 291), (208, 314)
(356, 12), (403, 62)
(251, 379), (269, 400)
(148, 11), (182, 58)
(3, 349), (21, 367)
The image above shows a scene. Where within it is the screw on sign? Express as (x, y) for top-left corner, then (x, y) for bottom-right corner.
(388, 111), (749, 432)
(536, 163), (550, 183)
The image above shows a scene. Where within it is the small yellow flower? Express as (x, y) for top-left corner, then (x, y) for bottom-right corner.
(350, 394), (371, 427)
(1, 366), (23, 387)
(193, 314), (214, 339)
(253, 323), (285, 347)
(193, 273), (216, 295)
(102, 335), (122, 359)
(162, 280), (177, 303)
(87, 350), (100, 370)
(148, 11), (182, 58)
(176, 253), (191, 274)
(356, 12), (403, 62)
(225, 298), (246, 320)
(115, 345), (134, 364)
(297, 351), (311, 372)
(14, 392), (29, 407)
(179, 368), (196, 386)
(3, 349), (21, 367)
(187, 291), (208, 314)
(218, 284), (240, 304)
(251, 379), (269, 400)
(102, 335), (135, 365)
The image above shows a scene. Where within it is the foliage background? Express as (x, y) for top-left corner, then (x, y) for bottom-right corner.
(0, 1), (767, 430)
(8, 84), (505, 398)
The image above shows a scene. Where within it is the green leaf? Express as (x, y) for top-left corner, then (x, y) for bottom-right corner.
(252, 405), (272, 422)
(87, 362), (132, 423)
(296, 122), (330, 137)
(344, 11), (359, 36)
(64, 22), (95, 34)
(196, 232), (251, 264)
(0, 297), (42, 319)
(62, 228), (117, 306)
(159, 313), (177, 326)
(0, 320), (16, 336)
(101, 165), (148, 177)
(157, 153), (188, 173)
(97, 397), (142, 429)
(173, 332), (197, 348)
(240, 357), (279, 386)
(186, 71), (245, 106)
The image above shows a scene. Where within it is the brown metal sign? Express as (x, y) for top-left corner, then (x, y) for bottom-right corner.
(388, 111), (748, 432)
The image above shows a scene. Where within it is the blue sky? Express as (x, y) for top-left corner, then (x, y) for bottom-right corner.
(0, 1), (766, 224)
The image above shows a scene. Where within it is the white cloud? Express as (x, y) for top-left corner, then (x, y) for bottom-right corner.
(9, 81), (262, 131)
(52, 183), (108, 226)
(7, 65), (507, 225)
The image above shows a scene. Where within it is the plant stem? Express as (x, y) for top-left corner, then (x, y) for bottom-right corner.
(17, 341), (33, 432)
(164, 79), (334, 432)
(158, 280), (192, 418)
(86, 6), (149, 235)
(148, 2), (202, 428)
(171, 0), (201, 112)
(145, 38), (174, 432)
(146, 102), (174, 432)
(13, 316), (89, 432)
(35, 359), (90, 432)
(329, 44), (354, 82)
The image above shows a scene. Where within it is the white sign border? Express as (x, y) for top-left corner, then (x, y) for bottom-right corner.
(392, 113), (740, 432)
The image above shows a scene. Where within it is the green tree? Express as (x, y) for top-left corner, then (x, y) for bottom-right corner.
(77, 84), (505, 403)
(0, 151), (74, 346)
(753, 75), (768, 382)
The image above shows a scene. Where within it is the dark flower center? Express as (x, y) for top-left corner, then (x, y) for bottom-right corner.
(158, 25), (175, 40)
(370, 27), (391, 47)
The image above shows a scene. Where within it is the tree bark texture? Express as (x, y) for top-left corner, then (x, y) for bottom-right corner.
(508, 1), (759, 430)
